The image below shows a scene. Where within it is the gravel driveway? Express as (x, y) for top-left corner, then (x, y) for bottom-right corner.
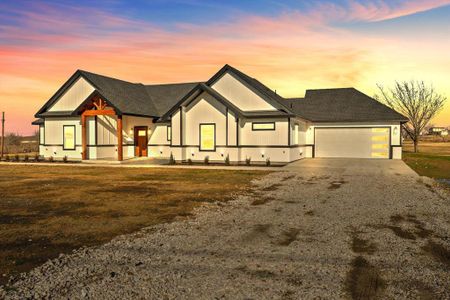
(2, 159), (449, 299)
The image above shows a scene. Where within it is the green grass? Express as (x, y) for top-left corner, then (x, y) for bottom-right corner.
(403, 152), (450, 179)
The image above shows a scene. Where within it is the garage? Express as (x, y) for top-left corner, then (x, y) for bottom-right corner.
(315, 127), (390, 159)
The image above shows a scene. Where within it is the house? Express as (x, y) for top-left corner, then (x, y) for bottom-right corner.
(32, 65), (408, 163)
(428, 127), (448, 136)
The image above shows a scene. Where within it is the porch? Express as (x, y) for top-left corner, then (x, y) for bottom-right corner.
(79, 96), (153, 161)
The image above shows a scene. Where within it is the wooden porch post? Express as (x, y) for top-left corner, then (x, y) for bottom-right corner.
(81, 114), (87, 160)
(117, 115), (123, 161)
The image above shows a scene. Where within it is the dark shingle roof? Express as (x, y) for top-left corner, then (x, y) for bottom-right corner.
(31, 118), (44, 125)
(78, 70), (160, 117)
(144, 82), (199, 116)
(284, 88), (408, 122)
(35, 70), (199, 118)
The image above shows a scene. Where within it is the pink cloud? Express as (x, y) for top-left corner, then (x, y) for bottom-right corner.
(0, 1), (449, 135)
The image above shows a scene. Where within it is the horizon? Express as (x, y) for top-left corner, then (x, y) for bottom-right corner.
(1, 0), (449, 135)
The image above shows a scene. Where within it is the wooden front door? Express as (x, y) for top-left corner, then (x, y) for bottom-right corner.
(134, 127), (148, 157)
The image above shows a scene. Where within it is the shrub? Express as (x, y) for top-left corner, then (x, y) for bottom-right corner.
(204, 156), (209, 165)
(14, 154), (20, 162)
(24, 155), (29, 162)
(265, 158), (271, 166)
(34, 154), (40, 162)
(168, 153), (176, 165)
(63, 155), (68, 163)
(49, 156), (54, 163)
(5, 155), (10, 161)
(224, 154), (230, 166)
(187, 158), (193, 165)
(245, 157), (251, 166)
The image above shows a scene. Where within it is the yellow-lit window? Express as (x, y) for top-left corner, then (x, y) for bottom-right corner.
(138, 130), (147, 137)
(200, 124), (215, 151)
(63, 125), (75, 150)
(294, 124), (299, 144)
(252, 122), (275, 131)
(167, 126), (171, 141)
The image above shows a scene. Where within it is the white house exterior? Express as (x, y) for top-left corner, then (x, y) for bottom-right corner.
(33, 65), (408, 164)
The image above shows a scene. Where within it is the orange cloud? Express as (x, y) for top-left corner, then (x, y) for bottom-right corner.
(0, 1), (449, 135)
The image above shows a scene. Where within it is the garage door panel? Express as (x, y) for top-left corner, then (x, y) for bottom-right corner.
(315, 128), (390, 159)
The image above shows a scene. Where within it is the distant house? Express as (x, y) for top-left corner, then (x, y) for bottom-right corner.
(428, 127), (448, 136)
(32, 65), (408, 163)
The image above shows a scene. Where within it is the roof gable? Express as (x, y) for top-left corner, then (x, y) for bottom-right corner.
(36, 70), (200, 118)
(207, 65), (294, 114)
(47, 76), (95, 112)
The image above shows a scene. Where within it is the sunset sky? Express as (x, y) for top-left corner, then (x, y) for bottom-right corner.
(1, 0), (449, 135)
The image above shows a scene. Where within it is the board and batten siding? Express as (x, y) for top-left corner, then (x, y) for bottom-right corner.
(211, 72), (276, 111)
(148, 124), (171, 158)
(184, 93), (226, 146)
(240, 118), (288, 146)
(42, 118), (82, 159)
(48, 77), (95, 112)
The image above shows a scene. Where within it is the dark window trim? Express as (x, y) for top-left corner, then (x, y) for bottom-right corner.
(62, 125), (76, 151)
(236, 117), (239, 146)
(39, 124), (45, 145)
(287, 118), (290, 145)
(225, 108), (228, 147)
(252, 122), (276, 131)
(167, 125), (171, 141)
(199, 123), (216, 152)
(179, 107), (183, 146)
(94, 116), (98, 146)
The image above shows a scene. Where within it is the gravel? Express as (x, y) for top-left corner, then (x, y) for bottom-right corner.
(1, 159), (449, 299)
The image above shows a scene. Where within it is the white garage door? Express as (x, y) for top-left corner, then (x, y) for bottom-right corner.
(315, 127), (390, 159)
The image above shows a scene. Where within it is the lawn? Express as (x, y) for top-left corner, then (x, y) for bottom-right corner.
(403, 141), (450, 180)
(0, 165), (268, 285)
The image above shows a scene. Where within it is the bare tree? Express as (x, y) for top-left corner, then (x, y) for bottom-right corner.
(375, 81), (446, 153)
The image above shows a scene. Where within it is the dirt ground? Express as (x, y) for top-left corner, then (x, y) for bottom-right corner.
(0, 165), (267, 285)
(1, 159), (449, 299)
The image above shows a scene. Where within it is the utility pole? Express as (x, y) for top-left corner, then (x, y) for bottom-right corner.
(1, 112), (4, 159)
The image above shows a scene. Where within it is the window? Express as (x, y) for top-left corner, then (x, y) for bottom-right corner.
(252, 122), (275, 131)
(63, 125), (76, 150)
(199, 124), (215, 151)
(294, 124), (299, 144)
(39, 125), (45, 145)
(167, 126), (171, 141)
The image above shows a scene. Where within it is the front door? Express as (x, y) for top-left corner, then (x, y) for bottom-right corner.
(134, 126), (148, 157)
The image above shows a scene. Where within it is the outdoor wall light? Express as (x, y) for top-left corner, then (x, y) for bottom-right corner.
(192, 153), (195, 156)
(221, 153), (224, 157)
(261, 153), (265, 158)
(393, 127), (398, 135)
(129, 129), (133, 135)
(159, 150), (163, 154)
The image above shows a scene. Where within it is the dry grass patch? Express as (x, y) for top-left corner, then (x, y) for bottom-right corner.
(0, 165), (268, 285)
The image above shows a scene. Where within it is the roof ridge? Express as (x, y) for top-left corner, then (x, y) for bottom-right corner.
(78, 69), (142, 86)
(145, 81), (203, 87)
(306, 87), (355, 92)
